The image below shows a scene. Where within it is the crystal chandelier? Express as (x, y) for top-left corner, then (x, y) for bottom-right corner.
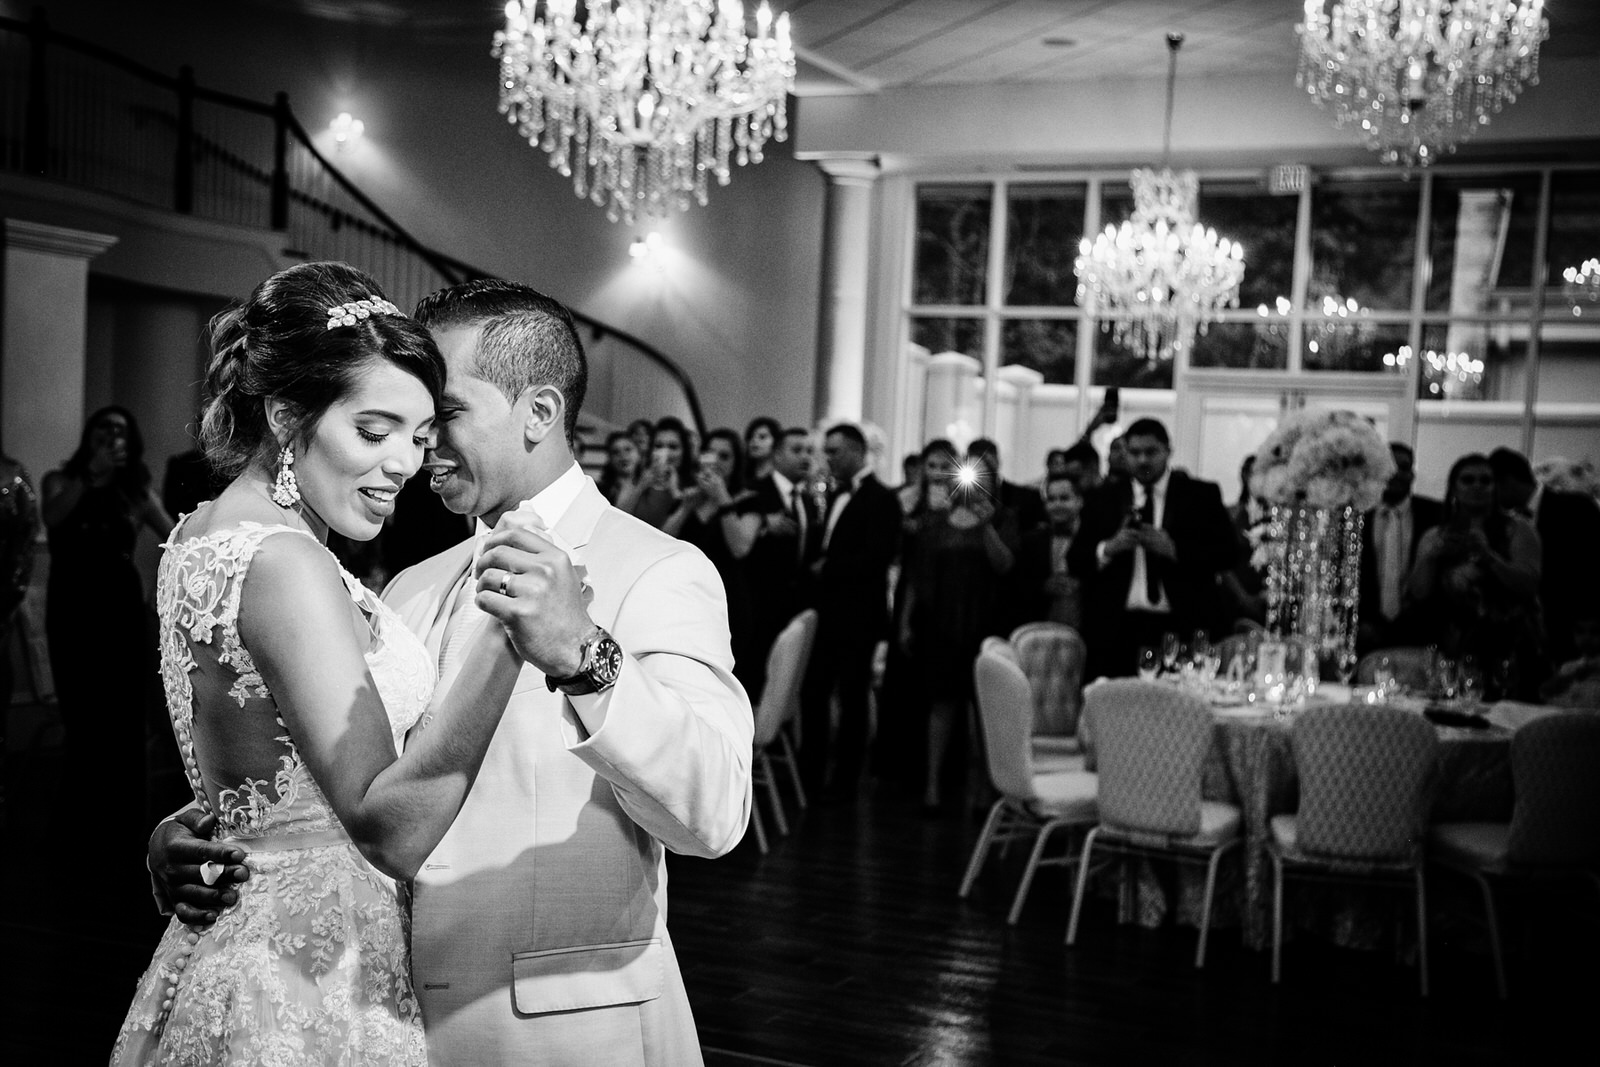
(1074, 34), (1245, 363)
(1296, 1), (1550, 168)
(494, 0), (795, 224)
(1564, 258), (1600, 315)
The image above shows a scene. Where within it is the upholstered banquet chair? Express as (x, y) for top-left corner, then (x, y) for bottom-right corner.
(1356, 646), (1433, 691)
(1270, 704), (1438, 994)
(1430, 710), (1600, 998)
(1066, 680), (1242, 967)
(960, 646), (1099, 925)
(747, 610), (819, 854)
(983, 632), (1083, 775)
(1009, 621), (1088, 761)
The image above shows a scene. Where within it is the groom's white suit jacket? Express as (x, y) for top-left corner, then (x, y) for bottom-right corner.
(384, 474), (753, 1066)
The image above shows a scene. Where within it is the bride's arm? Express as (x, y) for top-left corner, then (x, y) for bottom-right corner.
(239, 534), (522, 880)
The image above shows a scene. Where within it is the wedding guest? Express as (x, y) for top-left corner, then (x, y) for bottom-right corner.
(800, 423), (902, 801)
(1406, 453), (1543, 700)
(1538, 612), (1600, 708)
(1044, 448), (1071, 482)
(897, 443), (1017, 811)
(664, 428), (762, 689)
(42, 406), (173, 851)
(743, 426), (818, 702)
(1059, 441), (1104, 498)
(597, 429), (643, 509)
(627, 417), (654, 461)
(1019, 473), (1083, 628)
(1105, 434), (1132, 486)
(628, 415), (695, 528)
(895, 451), (923, 514)
(1489, 446), (1600, 667)
(967, 438), (1046, 635)
(1358, 442), (1443, 651)
(744, 415), (781, 485)
(0, 452), (38, 716)
(1068, 418), (1235, 679)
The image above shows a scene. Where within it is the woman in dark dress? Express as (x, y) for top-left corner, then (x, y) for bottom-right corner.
(664, 427), (762, 690)
(628, 416), (696, 529)
(1405, 452), (1543, 700)
(41, 406), (173, 850)
(897, 441), (1018, 810)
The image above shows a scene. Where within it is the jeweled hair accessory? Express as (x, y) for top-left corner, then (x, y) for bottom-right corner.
(326, 297), (403, 330)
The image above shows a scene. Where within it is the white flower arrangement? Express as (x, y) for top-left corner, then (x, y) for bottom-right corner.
(1245, 409), (1396, 569)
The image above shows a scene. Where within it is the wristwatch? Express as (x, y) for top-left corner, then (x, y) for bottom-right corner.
(545, 625), (623, 696)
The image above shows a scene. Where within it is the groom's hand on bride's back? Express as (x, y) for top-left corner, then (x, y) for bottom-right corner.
(149, 809), (250, 927)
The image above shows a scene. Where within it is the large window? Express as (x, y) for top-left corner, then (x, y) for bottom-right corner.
(905, 163), (1599, 438)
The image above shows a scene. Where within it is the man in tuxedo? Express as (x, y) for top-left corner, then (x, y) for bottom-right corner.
(150, 280), (752, 1066)
(799, 422), (902, 800)
(742, 425), (818, 702)
(1358, 442), (1443, 651)
(1068, 418), (1236, 679)
(1017, 473), (1084, 628)
(1490, 446), (1600, 665)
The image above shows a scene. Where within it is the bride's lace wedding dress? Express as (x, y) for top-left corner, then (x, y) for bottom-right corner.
(113, 522), (434, 1066)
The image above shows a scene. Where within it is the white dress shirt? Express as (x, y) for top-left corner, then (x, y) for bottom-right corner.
(1373, 497), (1413, 621)
(1126, 471), (1172, 612)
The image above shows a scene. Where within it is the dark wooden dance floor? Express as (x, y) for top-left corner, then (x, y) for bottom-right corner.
(4, 699), (1593, 1065)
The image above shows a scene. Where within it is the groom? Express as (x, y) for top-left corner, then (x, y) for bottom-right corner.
(151, 280), (753, 1065)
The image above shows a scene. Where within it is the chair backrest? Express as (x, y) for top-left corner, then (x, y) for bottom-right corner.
(980, 635), (1018, 663)
(1355, 646), (1432, 690)
(1506, 711), (1600, 866)
(753, 609), (818, 748)
(972, 647), (1038, 800)
(1290, 705), (1438, 861)
(1009, 622), (1087, 737)
(1082, 679), (1213, 837)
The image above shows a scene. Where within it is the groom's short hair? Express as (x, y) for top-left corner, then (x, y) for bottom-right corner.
(414, 279), (587, 438)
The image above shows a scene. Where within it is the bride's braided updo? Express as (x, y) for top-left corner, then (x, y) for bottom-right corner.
(200, 262), (444, 480)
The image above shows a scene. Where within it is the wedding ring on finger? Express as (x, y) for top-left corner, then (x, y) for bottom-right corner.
(199, 861), (225, 887)
(499, 571), (512, 598)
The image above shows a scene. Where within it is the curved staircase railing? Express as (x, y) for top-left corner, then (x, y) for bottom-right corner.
(0, 7), (706, 438)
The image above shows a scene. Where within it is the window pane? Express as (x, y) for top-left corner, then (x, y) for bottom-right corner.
(1304, 320), (1409, 373)
(1091, 326), (1175, 389)
(1309, 180), (1419, 311)
(911, 316), (983, 359)
(1190, 320), (1289, 370)
(913, 184), (991, 306)
(1425, 173), (1542, 312)
(1005, 183), (1087, 306)
(1406, 322), (1530, 402)
(1197, 182), (1297, 312)
(1549, 171), (1600, 311)
(1001, 319), (1077, 384)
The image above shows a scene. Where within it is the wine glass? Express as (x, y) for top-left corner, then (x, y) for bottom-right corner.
(1160, 632), (1182, 675)
(1374, 654), (1395, 695)
(1137, 646), (1159, 680)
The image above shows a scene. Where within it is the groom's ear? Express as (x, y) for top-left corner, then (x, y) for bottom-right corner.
(521, 384), (566, 446)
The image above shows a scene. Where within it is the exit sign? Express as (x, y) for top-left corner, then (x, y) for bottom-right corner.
(1268, 164), (1309, 196)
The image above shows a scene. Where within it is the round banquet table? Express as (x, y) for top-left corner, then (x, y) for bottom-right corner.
(1080, 686), (1514, 952)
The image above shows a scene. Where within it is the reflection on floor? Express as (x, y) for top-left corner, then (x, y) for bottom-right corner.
(4, 699), (1592, 1066)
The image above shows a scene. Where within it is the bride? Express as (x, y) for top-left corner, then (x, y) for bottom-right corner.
(112, 262), (522, 1065)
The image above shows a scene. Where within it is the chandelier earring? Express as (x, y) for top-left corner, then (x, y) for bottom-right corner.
(271, 443), (301, 508)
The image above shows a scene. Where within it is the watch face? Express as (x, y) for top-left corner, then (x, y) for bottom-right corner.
(592, 636), (623, 687)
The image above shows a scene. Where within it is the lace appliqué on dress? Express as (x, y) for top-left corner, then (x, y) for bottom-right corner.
(112, 522), (435, 1067)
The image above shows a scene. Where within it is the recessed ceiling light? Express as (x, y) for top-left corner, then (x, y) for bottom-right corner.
(1042, 37), (1077, 48)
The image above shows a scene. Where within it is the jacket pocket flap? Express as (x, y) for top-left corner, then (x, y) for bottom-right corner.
(511, 938), (663, 1015)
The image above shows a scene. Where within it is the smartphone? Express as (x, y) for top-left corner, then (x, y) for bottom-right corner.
(1103, 387), (1121, 421)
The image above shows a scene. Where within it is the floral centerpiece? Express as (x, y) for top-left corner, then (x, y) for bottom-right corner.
(1246, 410), (1396, 666)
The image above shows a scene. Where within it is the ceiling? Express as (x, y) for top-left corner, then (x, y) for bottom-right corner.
(251, 0), (1600, 95)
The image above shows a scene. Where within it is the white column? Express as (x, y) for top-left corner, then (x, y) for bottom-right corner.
(813, 156), (880, 424)
(995, 363), (1045, 479)
(923, 351), (982, 448)
(3, 220), (119, 484)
